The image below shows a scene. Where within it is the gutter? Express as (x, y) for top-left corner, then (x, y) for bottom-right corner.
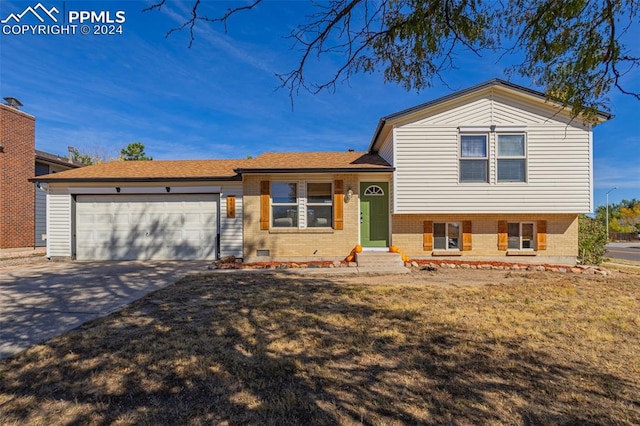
(234, 167), (395, 174)
(29, 175), (243, 183)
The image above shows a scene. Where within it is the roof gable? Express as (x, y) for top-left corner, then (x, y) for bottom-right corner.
(368, 79), (612, 152)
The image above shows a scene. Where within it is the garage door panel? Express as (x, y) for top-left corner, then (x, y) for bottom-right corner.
(75, 194), (218, 261)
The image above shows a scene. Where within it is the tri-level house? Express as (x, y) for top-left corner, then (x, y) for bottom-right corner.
(34, 80), (611, 265)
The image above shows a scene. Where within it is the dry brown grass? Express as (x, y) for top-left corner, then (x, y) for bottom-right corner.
(1, 268), (639, 425)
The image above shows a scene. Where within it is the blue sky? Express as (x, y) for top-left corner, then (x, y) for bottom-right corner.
(1, 0), (638, 209)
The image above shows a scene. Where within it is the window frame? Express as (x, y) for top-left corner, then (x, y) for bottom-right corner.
(459, 133), (489, 183)
(497, 133), (527, 183)
(271, 182), (299, 228)
(305, 181), (333, 228)
(433, 222), (462, 251)
(507, 222), (535, 250)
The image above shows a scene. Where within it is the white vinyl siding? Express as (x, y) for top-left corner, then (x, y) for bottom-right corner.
(393, 91), (593, 213)
(35, 185), (47, 247)
(219, 183), (243, 258)
(378, 132), (394, 165)
(47, 190), (72, 257)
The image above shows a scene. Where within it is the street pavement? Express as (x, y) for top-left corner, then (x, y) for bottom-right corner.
(606, 242), (640, 263)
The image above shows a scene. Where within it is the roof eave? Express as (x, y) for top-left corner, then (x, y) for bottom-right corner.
(235, 167), (395, 174)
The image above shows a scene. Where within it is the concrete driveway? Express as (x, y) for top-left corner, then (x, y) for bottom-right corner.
(0, 261), (210, 359)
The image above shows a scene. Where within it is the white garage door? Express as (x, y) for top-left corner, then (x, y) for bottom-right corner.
(75, 194), (218, 260)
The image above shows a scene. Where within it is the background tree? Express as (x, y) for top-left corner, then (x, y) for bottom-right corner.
(145, 0), (639, 117)
(595, 198), (640, 235)
(618, 200), (640, 233)
(71, 145), (113, 166)
(120, 142), (153, 161)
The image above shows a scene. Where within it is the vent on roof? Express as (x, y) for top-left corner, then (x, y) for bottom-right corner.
(3, 97), (23, 109)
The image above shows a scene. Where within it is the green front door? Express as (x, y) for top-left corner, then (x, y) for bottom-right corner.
(360, 182), (389, 247)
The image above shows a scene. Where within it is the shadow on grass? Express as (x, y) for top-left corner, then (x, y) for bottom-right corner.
(1, 272), (638, 425)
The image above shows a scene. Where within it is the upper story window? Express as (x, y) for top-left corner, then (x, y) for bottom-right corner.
(272, 182), (298, 227)
(498, 134), (526, 182)
(306, 182), (332, 228)
(460, 134), (488, 183)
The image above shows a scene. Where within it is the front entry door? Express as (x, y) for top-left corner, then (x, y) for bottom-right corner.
(360, 182), (389, 247)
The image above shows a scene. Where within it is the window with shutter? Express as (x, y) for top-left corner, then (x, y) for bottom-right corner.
(498, 221), (508, 251)
(260, 181), (270, 230)
(537, 220), (547, 250)
(423, 221), (433, 251)
(462, 221), (472, 251)
(333, 180), (343, 230)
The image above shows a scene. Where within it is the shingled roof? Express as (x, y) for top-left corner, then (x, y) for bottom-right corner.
(33, 159), (251, 182)
(236, 151), (392, 173)
(33, 152), (392, 182)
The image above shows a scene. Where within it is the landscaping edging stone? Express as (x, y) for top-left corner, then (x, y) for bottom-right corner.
(208, 256), (610, 275)
(408, 259), (610, 275)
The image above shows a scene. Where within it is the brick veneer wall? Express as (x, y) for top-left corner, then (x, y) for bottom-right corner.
(0, 104), (36, 249)
(392, 213), (579, 265)
(243, 174), (361, 262)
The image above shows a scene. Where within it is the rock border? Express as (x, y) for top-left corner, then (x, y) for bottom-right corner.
(407, 259), (610, 275)
(208, 255), (609, 275)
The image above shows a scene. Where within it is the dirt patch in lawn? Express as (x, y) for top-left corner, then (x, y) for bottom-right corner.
(1, 269), (639, 425)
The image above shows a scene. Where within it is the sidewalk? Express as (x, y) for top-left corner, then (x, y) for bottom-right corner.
(210, 265), (410, 275)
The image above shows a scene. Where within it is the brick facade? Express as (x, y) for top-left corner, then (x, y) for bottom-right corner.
(392, 213), (579, 265)
(243, 171), (580, 265)
(0, 104), (36, 249)
(243, 174), (361, 262)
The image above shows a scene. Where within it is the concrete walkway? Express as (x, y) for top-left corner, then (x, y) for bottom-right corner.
(0, 261), (210, 359)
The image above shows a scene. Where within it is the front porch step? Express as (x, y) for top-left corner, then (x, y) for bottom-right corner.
(355, 251), (405, 268)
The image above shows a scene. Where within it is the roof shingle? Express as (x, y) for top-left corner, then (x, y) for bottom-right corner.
(34, 152), (391, 182)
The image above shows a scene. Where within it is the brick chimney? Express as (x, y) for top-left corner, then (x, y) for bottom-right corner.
(0, 101), (36, 249)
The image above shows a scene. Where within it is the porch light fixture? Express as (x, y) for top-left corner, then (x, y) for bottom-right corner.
(166, 186), (171, 192)
(116, 187), (121, 193)
(345, 188), (354, 203)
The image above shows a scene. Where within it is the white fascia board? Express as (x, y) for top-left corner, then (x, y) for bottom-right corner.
(68, 186), (222, 194)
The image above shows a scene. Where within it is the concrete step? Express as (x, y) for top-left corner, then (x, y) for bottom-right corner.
(355, 251), (405, 268)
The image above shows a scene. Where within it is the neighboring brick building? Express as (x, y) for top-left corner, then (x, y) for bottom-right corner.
(0, 99), (81, 250)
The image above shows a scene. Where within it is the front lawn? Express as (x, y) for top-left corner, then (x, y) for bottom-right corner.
(1, 269), (639, 425)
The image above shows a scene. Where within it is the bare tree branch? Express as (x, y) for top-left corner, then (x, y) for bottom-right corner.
(142, 0), (640, 113)
(144, 0), (262, 47)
